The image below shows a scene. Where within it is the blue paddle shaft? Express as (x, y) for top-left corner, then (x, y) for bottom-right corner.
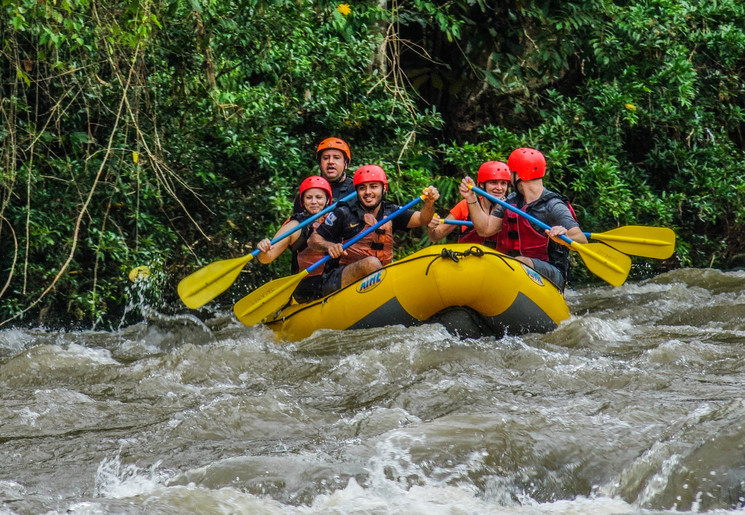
(307, 195), (425, 274)
(250, 190), (357, 258)
(443, 219), (473, 227)
(470, 185), (574, 246)
(445, 215), (593, 240)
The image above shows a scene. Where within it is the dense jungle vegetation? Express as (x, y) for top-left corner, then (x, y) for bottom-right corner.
(1, 0), (744, 328)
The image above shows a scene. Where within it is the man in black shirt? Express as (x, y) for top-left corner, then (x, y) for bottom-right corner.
(315, 137), (355, 201)
(309, 165), (439, 295)
(292, 137), (354, 215)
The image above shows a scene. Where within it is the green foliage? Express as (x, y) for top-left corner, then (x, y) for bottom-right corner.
(0, 0), (444, 327)
(2, 0), (745, 330)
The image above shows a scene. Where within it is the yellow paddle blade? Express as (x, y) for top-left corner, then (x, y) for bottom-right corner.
(177, 254), (254, 309)
(572, 241), (632, 287)
(587, 226), (676, 259)
(233, 271), (307, 326)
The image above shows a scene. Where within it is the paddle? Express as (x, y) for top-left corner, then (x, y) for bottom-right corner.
(178, 191), (357, 309)
(442, 220), (675, 259)
(233, 194), (426, 326)
(583, 226), (675, 259)
(470, 185), (631, 287)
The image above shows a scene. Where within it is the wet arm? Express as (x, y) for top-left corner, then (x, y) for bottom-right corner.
(427, 214), (458, 241)
(256, 221), (297, 264)
(407, 186), (440, 228)
(547, 225), (588, 246)
(460, 177), (500, 236)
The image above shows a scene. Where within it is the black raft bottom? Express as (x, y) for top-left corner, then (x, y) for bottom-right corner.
(348, 291), (559, 339)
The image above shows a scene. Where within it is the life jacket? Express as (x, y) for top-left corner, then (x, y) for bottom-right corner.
(289, 214), (327, 275)
(339, 201), (395, 266)
(457, 228), (487, 245)
(455, 197), (498, 249)
(495, 191), (577, 275)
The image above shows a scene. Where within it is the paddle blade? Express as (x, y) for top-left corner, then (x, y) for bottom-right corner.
(178, 254), (253, 309)
(573, 242), (632, 287)
(233, 271), (307, 326)
(587, 226), (676, 259)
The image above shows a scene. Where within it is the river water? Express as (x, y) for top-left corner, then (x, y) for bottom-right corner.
(2, 268), (745, 514)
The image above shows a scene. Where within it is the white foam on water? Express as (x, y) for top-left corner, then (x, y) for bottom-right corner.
(304, 476), (492, 514)
(549, 315), (636, 349)
(16, 405), (41, 427)
(56, 342), (119, 365)
(68, 484), (289, 514)
(0, 328), (36, 353)
(74, 415), (745, 515)
(301, 473), (657, 514)
(94, 452), (170, 499)
(0, 479), (27, 501)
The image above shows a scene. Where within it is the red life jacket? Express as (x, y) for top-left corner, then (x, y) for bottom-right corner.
(458, 228), (486, 245)
(496, 211), (550, 260)
(453, 198), (498, 248)
(494, 191), (576, 271)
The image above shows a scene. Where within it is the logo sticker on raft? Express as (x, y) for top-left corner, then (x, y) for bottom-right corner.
(521, 263), (544, 286)
(357, 269), (386, 293)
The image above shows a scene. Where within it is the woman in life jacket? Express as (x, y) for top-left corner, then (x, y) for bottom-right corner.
(428, 161), (510, 246)
(459, 148), (587, 290)
(256, 175), (332, 302)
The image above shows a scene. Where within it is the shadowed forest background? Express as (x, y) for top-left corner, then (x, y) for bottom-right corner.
(1, 0), (744, 328)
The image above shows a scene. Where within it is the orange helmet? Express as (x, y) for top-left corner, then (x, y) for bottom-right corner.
(353, 165), (388, 191)
(507, 148), (546, 180)
(298, 176), (332, 205)
(316, 137), (351, 163)
(477, 161), (511, 184)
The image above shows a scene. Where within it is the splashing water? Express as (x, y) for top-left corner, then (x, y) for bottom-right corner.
(2, 269), (745, 514)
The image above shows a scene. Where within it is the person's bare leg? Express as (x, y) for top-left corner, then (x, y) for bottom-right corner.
(340, 257), (383, 288)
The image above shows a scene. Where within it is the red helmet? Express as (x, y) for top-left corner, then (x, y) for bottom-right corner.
(507, 148), (546, 180)
(353, 165), (388, 191)
(316, 137), (351, 163)
(298, 175), (332, 205)
(477, 161), (511, 184)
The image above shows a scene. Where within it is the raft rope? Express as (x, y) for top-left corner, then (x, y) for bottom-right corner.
(425, 245), (482, 274)
(425, 245), (517, 275)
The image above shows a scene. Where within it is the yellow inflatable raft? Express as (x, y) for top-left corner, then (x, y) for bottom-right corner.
(236, 243), (570, 342)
